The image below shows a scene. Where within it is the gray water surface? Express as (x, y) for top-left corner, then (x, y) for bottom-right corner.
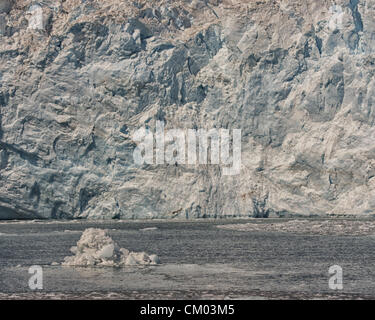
(0, 219), (374, 299)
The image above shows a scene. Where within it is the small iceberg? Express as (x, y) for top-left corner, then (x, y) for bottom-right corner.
(62, 228), (160, 267)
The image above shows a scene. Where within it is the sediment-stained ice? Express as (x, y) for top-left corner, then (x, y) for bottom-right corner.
(62, 228), (160, 267)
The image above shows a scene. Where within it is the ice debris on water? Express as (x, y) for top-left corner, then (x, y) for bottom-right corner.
(218, 219), (375, 236)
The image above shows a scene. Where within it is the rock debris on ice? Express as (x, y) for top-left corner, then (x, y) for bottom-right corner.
(62, 228), (160, 267)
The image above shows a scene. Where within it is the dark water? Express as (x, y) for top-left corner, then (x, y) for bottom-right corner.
(0, 219), (375, 299)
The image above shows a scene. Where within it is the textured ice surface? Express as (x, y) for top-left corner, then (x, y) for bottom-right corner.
(4, 0), (375, 219)
(62, 228), (160, 267)
(218, 220), (375, 236)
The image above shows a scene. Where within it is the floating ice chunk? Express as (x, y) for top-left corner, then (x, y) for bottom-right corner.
(149, 254), (161, 264)
(140, 227), (158, 232)
(62, 228), (160, 267)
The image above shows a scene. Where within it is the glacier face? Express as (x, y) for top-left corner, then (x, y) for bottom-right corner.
(1, 0), (375, 219)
